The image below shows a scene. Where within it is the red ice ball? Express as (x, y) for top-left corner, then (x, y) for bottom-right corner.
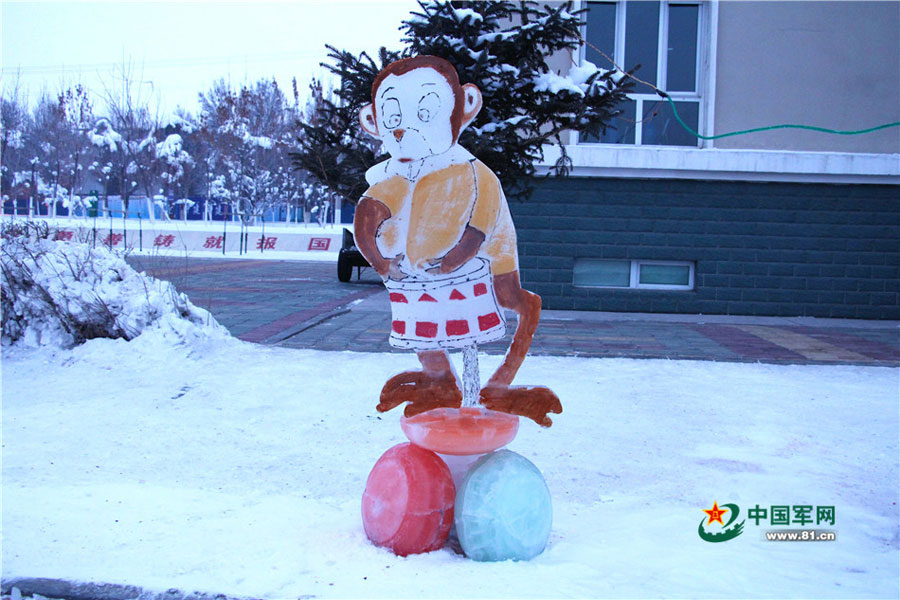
(362, 443), (455, 556)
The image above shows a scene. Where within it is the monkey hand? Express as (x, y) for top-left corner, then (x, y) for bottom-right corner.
(425, 226), (487, 275)
(424, 258), (451, 275)
(382, 254), (407, 281)
(479, 385), (562, 428)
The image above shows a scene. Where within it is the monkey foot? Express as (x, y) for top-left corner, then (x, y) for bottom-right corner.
(378, 371), (463, 418)
(479, 385), (563, 428)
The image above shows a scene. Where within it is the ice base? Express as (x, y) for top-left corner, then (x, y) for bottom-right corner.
(455, 450), (552, 562)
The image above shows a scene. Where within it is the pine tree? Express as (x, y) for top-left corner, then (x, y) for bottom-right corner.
(291, 47), (402, 206)
(291, 0), (632, 203)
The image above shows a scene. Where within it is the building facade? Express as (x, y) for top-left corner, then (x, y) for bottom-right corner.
(522, 0), (899, 319)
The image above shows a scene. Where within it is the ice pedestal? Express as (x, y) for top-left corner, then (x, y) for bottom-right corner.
(401, 405), (520, 525)
(455, 450), (552, 562)
(363, 408), (550, 560)
(400, 406), (519, 455)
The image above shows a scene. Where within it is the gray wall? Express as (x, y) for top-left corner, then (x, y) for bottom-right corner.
(715, 1), (900, 153)
(515, 176), (900, 319)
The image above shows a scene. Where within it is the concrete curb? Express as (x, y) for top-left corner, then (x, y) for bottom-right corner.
(1, 579), (261, 600)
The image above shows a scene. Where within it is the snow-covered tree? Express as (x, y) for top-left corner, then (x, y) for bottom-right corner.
(156, 132), (194, 218)
(87, 117), (122, 215)
(165, 110), (213, 219)
(1, 88), (32, 201)
(29, 93), (70, 217)
(199, 78), (301, 225)
(99, 61), (163, 218)
(297, 180), (333, 225)
(291, 59), (389, 206)
(56, 85), (95, 216)
(292, 0), (633, 202)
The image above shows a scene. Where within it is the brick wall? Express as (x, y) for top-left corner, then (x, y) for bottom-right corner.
(513, 177), (899, 319)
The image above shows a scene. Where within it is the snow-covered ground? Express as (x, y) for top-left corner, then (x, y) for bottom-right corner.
(2, 330), (898, 599)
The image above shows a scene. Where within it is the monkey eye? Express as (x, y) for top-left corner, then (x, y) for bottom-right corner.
(381, 98), (402, 129)
(417, 92), (440, 123)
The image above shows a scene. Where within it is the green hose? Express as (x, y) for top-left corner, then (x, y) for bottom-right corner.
(659, 91), (900, 140)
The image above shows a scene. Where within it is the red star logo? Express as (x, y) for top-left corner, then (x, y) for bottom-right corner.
(703, 501), (729, 526)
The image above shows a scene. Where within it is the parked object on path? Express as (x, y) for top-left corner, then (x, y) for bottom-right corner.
(337, 228), (371, 282)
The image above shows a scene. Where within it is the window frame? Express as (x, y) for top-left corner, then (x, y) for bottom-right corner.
(573, 259), (696, 291)
(577, 0), (716, 149)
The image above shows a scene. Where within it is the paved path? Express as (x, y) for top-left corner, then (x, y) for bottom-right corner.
(129, 256), (900, 367)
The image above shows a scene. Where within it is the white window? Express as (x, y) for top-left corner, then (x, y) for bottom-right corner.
(580, 0), (712, 147)
(573, 259), (695, 290)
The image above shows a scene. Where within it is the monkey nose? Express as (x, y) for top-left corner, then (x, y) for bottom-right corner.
(393, 129), (405, 142)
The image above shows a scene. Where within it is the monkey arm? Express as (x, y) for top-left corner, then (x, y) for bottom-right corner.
(438, 225), (486, 273)
(354, 196), (392, 277)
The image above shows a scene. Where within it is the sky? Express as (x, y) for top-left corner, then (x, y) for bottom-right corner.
(1, 1), (419, 116)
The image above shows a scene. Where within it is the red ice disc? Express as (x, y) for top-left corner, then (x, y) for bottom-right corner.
(361, 443), (455, 556)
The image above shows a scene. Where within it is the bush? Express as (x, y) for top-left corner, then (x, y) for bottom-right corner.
(1, 221), (226, 348)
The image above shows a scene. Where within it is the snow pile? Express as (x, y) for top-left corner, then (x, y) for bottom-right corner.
(1, 225), (227, 348)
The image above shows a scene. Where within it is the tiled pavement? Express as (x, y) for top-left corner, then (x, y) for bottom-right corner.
(129, 256), (900, 367)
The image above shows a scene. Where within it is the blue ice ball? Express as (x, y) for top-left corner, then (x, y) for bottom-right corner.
(455, 450), (552, 561)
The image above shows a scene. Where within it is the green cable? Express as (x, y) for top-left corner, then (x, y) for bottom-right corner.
(658, 92), (900, 140)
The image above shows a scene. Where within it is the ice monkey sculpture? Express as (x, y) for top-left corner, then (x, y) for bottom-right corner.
(354, 55), (561, 427)
(357, 56), (559, 561)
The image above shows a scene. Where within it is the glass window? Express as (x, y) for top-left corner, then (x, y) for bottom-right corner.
(574, 259), (631, 287)
(582, 0), (704, 147)
(574, 259), (695, 290)
(624, 0), (660, 90)
(667, 4), (699, 92)
(583, 98), (637, 144)
(641, 100), (699, 146)
(585, 1), (617, 67)
(639, 263), (692, 286)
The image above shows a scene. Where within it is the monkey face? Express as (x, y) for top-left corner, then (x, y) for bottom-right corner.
(372, 68), (456, 162)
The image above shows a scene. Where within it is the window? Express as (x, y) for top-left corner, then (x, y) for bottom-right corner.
(581, 0), (707, 147)
(574, 259), (695, 290)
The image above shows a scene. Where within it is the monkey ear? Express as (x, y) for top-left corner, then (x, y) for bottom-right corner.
(359, 103), (379, 137)
(461, 83), (482, 128)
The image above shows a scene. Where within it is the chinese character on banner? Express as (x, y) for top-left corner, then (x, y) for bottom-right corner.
(256, 237), (277, 250)
(770, 505), (790, 526)
(308, 237), (330, 251)
(204, 236), (223, 249)
(816, 506), (836, 525)
(103, 233), (124, 246)
(54, 230), (74, 241)
(154, 234), (176, 248)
